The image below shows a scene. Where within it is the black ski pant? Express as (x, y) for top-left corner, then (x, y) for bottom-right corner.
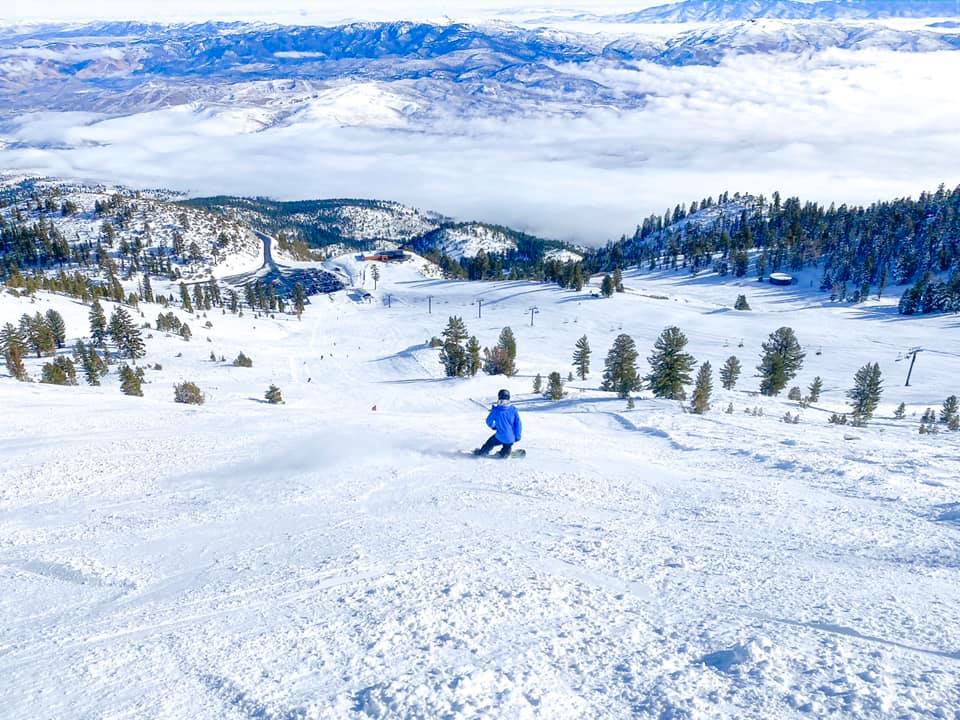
(479, 434), (513, 457)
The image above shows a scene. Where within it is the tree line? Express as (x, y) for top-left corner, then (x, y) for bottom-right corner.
(585, 186), (960, 316)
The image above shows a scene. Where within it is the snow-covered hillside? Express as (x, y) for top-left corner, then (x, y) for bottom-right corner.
(545, 247), (584, 263)
(2, 250), (959, 718)
(0, 176), (262, 280)
(414, 223), (522, 260)
(609, 0), (960, 23)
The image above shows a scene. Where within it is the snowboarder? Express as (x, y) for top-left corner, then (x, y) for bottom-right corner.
(474, 389), (522, 458)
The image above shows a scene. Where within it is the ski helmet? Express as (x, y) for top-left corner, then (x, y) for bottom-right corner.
(498, 389), (511, 401)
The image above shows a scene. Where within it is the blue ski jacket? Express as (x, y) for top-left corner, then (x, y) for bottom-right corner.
(486, 403), (522, 444)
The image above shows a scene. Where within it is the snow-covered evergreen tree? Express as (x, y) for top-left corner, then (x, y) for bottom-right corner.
(41, 356), (77, 386)
(807, 376), (823, 403)
(265, 384), (284, 404)
(719, 355), (741, 390)
(691, 362), (712, 414)
(645, 326), (694, 400)
(602, 334), (641, 398)
(847, 362), (883, 425)
(546, 372), (565, 400)
(572, 335), (591, 380)
(941, 395), (959, 427)
(292, 282), (306, 319)
(44, 309), (66, 348)
(466, 336), (481, 377)
(601, 275), (615, 298)
(109, 307), (145, 360)
(439, 316), (469, 377)
(89, 301), (107, 346)
(758, 327), (804, 396)
(119, 364), (143, 396)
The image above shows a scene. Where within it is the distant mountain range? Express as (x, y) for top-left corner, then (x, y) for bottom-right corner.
(1, 18), (958, 121)
(608, 0), (960, 23)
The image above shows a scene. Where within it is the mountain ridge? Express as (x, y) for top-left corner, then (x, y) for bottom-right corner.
(609, 0), (960, 23)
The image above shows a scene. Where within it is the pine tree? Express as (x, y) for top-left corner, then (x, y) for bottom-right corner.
(45, 309), (66, 348)
(142, 274), (154, 303)
(894, 402), (906, 419)
(546, 371), (565, 400)
(941, 395), (959, 426)
(788, 386), (802, 401)
(265, 384), (284, 404)
(0, 322), (25, 358)
(4, 344), (27, 381)
(533, 372), (543, 394)
(439, 316), (469, 377)
(180, 323), (192, 341)
(758, 327), (804, 396)
(572, 335), (591, 380)
(292, 282), (306, 318)
(602, 334), (641, 398)
(690, 362), (712, 414)
(483, 346), (516, 376)
(734, 294), (751, 311)
(109, 307), (145, 360)
(174, 381), (205, 404)
(466, 336), (481, 376)
(89, 300), (107, 346)
(81, 346), (107, 385)
(601, 274), (615, 298)
(719, 355), (741, 390)
(613, 267), (624, 292)
(119, 364), (143, 396)
(370, 265), (380, 290)
(233, 352), (253, 367)
(41, 356), (77, 385)
(498, 327), (517, 363)
(807, 376), (823, 403)
(484, 328), (517, 376)
(570, 264), (584, 291)
(21, 313), (56, 357)
(180, 282), (193, 313)
(2, 322), (29, 380)
(847, 362), (883, 425)
(645, 326), (695, 400)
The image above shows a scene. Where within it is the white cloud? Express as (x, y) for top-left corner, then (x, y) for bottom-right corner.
(0, 1), (673, 25)
(2, 49), (959, 244)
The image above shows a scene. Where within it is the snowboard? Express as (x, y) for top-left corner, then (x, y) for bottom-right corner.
(461, 449), (526, 459)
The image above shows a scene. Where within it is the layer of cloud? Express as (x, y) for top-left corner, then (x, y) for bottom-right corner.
(2, 49), (959, 244)
(0, 1), (673, 25)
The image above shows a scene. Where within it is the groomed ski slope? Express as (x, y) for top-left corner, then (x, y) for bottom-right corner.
(2, 254), (959, 719)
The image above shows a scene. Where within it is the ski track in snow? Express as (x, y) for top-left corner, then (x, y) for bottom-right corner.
(1, 257), (960, 718)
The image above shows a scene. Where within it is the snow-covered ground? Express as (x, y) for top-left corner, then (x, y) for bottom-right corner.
(2, 257), (959, 718)
(419, 223), (521, 260)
